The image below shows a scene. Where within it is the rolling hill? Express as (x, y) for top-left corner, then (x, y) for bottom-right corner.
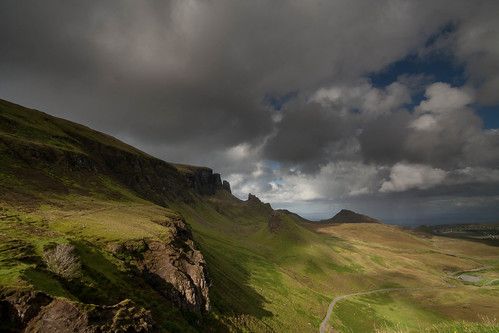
(1, 99), (498, 333)
(320, 209), (381, 224)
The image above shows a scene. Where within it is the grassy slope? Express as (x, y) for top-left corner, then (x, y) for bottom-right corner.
(0, 99), (146, 156)
(1, 99), (499, 332)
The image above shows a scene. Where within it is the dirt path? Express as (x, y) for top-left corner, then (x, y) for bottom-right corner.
(319, 286), (455, 333)
(452, 266), (491, 276)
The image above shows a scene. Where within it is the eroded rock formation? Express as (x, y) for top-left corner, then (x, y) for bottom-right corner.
(268, 212), (282, 233)
(0, 291), (154, 333)
(112, 215), (210, 315)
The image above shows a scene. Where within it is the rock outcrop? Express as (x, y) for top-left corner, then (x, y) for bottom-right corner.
(322, 209), (381, 224)
(112, 215), (210, 315)
(0, 291), (154, 333)
(0, 290), (52, 329)
(182, 167), (223, 196)
(247, 193), (273, 212)
(268, 212), (282, 233)
(222, 180), (231, 193)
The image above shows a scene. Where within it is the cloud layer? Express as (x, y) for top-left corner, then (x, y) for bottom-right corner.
(1, 0), (498, 223)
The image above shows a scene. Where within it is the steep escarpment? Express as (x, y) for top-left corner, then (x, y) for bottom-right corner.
(0, 99), (230, 204)
(111, 215), (210, 315)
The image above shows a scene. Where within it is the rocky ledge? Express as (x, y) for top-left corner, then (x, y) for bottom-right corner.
(111, 215), (210, 315)
(0, 290), (155, 333)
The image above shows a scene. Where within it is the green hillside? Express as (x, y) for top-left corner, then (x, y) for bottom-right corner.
(1, 99), (498, 332)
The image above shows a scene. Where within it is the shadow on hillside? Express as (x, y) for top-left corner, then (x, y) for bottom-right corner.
(199, 240), (274, 325)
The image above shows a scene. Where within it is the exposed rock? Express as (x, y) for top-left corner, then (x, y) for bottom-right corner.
(268, 212), (282, 233)
(247, 193), (272, 212)
(0, 291), (155, 333)
(0, 290), (52, 328)
(112, 216), (210, 315)
(25, 298), (91, 333)
(322, 209), (381, 224)
(222, 180), (231, 193)
(142, 240), (210, 314)
(182, 168), (223, 195)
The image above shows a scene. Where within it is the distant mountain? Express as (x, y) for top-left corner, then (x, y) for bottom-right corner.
(321, 209), (381, 224)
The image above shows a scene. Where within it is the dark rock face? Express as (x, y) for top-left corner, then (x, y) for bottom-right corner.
(268, 212), (282, 233)
(247, 193), (273, 212)
(222, 180), (231, 193)
(1, 128), (228, 204)
(0, 290), (52, 329)
(0, 291), (154, 333)
(323, 209), (381, 224)
(183, 168), (223, 196)
(113, 215), (210, 315)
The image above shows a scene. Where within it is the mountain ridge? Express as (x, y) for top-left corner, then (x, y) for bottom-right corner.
(0, 98), (230, 205)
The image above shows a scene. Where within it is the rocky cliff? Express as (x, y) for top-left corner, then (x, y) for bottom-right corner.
(0, 99), (231, 205)
(246, 193), (273, 212)
(111, 215), (210, 315)
(0, 290), (155, 333)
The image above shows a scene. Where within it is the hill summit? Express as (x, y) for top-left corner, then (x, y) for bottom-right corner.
(322, 209), (381, 224)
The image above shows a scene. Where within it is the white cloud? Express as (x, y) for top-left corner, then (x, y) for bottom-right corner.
(418, 83), (473, 114)
(226, 143), (252, 160)
(380, 163), (447, 192)
(311, 80), (411, 116)
(410, 114), (437, 130)
(229, 160), (383, 204)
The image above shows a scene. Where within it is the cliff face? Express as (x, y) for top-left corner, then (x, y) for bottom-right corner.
(111, 215), (211, 315)
(76, 135), (228, 204)
(0, 99), (231, 204)
(182, 167), (224, 196)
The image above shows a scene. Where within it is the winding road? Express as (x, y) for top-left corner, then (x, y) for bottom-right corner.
(318, 285), (459, 333)
(319, 287), (410, 333)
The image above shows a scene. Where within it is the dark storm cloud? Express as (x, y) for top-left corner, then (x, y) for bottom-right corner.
(263, 100), (350, 169)
(0, 0), (463, 153)
(1, 0), (499, 223)
(359, 111), (411, 165)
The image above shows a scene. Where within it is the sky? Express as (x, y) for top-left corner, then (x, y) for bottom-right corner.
(1, 1), (499, 224)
